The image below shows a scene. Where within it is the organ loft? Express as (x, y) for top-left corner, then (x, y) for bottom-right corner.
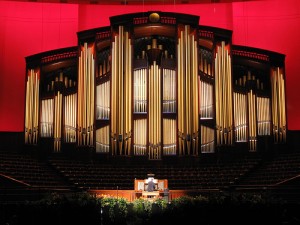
(24, 12), (287, 160)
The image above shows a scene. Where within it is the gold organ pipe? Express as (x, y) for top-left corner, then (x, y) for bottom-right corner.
(28, 71), (33, 144)
(25, 70), (39, 145)
(234, 93), (251, 142)
(96, 126), (109, 153)
(111, 41), (115, 154)
(77, 43), (95, 147)
(234, 93), (237, 141)
(278, 68), (283, 142)
(281, 72), (286, 142)
(25, 76), (29, 143)
(193, 37), (199, 155)
(178, 30), (183, 155)
(125, 32), (132, 155)
(177, 25), (199, 156)
(87, 48), (91, 145)
(119, 26), (123, 154)
(148, 62), (161, 160)
(200, 125), (214, 153)
(214, 42), (233, 146)
(111, 26), (132, 155)
(133, 119), (147, 155)
(90, 49), (95, 145)
(215, 52), (220, 145)
(64, 94), (76, 142)
(271, 70), (277, 142)
(271, 68), (287, 143)
(186, 27), (191, 154)
(34, 74), (39, 144)
(247, 90), (257, 151)
(45, 99), (48, 137)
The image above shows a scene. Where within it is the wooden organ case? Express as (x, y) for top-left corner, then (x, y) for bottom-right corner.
(24, 12), (287, 158)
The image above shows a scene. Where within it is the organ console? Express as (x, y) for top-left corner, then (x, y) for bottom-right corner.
(24, 12), (287, 158)
(134, 174), (168, 200)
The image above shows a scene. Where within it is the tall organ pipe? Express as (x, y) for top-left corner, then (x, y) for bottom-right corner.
(148, 61), (161, 160)
(54, 91), (62, 152)
(78, 43), (95, 146)
(177, 25), (199, 156)
(64, 93), (77, 142)
(111, 26), (132, 155)
(25, 69), (39, 145)
(214, 41), (233, 146)
(271, 67), (286, 143)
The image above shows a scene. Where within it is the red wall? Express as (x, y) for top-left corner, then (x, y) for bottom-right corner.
(0, 0), (299, 131)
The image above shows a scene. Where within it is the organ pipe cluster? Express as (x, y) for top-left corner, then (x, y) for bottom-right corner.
(96, 126), (109, 153)
(198, 78), (214, 119)
(96, 82), (110, 119)
(163, 119), (176, 155)
(257, 97), (271, 135)
(64, 93), (77, 143)
(133, 119), (147, 155)
(46, 72), (76, 92)
(163, 69), (176, 113)
(97, 60), (110, 77)
(148, 62), (162, 160)
(271, 67), (286, 143)
(25, 69), (40, 144)
(199, 52), (213, 76)
(233, 92), (247, 142)
(54, 92), (62, 151)
(235, 72), (264, 90)
(78, 43), (95, 146)
(40, 99), (53, 138)
(248, 90), (257, 151)
(177, 25), (199, 156)
(134, 69), (147, 113)
(111, 26), (132, 155)
(215, 41), (233, 146)
(200, 125), (215, 153)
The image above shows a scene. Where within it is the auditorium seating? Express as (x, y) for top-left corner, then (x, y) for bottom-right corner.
(0, 151), (70, 189)
(1, 149), (300, 195)
(48, 153), (262, 191)
(236, 152), (300, 187)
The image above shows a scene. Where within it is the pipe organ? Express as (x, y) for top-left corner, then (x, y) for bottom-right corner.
(24, 12), (287, 158)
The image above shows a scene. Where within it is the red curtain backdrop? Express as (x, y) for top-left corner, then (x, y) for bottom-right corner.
(0, 0), (299, 131)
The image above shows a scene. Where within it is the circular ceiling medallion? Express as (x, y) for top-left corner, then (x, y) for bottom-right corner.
(149, 12), (160, 23)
